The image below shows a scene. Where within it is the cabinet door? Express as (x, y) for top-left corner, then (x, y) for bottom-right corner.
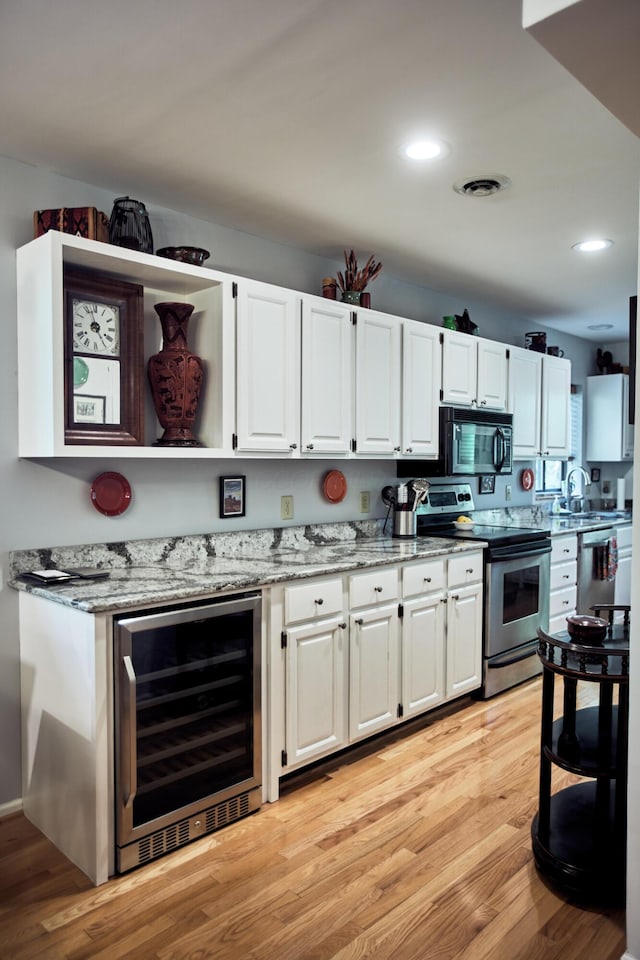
(401, 594), (445, 717)
(508, 346), (542, 459)
(445, 583), (482, 699)
(586, 374), (633, 462)
(476, 339), (508, 410)
(349, 603), (399, 739)
(235, 281), (300, 452)
(401, 319), (441, 457)
(354, 310), (401, 454)
(540, 355), (571, 458)
(614, 552), (632, 610)
(301, 298), (353, 454)
(286, 617), (347, 766)
(441, 330), (477, 406)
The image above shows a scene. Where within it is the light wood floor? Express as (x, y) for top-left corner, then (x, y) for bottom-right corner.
(0, 678), (626, 960)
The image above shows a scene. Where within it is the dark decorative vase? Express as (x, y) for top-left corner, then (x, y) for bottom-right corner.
(108, 196), (154, 253)
(148, 302), (204, 446)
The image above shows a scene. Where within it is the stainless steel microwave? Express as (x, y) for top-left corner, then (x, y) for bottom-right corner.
(398, 406), (513, 478)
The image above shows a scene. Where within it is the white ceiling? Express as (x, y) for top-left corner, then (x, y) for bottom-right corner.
(1, 0), (638, 342)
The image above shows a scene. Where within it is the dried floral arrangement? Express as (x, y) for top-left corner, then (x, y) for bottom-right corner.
(336, 249), (382, 293)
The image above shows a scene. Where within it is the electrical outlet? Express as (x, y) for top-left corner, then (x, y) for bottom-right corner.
(281, 495), (294, 520)
(505, 484), (512, 501)
(360, 491), (370, 513)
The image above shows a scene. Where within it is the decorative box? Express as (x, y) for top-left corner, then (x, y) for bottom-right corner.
(33, 207), (109, 242)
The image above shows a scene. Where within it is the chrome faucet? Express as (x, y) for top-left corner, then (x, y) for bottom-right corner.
(564, 466), (590, 511)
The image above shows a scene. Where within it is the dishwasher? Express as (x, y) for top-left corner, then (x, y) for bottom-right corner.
(576, 527), (616, 614)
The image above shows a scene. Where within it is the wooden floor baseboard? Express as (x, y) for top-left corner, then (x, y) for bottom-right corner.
(0, 678), (626, 959)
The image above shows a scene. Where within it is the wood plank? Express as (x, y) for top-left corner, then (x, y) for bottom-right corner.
(0, 679), (626, 960)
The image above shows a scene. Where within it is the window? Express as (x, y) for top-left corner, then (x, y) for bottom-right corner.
(535, 387), (583, 496)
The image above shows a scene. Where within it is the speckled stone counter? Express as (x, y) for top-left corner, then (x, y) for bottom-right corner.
(9, 520), (485, 614)
(470, 505), (632, 536)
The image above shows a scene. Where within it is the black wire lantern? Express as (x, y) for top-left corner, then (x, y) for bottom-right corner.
(108, 197), (154, 253)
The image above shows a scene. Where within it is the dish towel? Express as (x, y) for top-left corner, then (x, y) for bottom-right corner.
(594, 538), (618, 580)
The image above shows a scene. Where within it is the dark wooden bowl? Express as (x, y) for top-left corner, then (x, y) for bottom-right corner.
(566, 614), (608, 644)
(156, 246), (210, 266)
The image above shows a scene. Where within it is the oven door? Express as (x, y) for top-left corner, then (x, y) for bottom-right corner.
(485, 544), (550, 658)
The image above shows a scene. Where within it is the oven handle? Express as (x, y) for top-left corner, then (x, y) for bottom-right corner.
(487, 540), (551, 562)
(487, 643), (539, 668)
(122, 655), (137, 809)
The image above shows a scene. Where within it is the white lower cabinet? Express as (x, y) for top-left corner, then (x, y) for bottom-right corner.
(285, 616), (348, 766)
(613, 524), (632, 620)
(269, 551), (483, 798)
(401, 558), (446, 716)
(548, 534), (577, 633)
(349, 603), (399, 740)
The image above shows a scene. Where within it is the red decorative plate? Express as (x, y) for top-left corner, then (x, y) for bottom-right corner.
(90, 472), (132, 516)
(520, 468), (535, 492)
(323, 470), (347, 504)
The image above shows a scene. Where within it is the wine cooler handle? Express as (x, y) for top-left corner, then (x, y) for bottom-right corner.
(122, 655), (137, 809)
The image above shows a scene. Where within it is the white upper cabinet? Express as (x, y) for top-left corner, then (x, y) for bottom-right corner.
(354, 309), (401, 455)
(508, 348), (571, 459)
(508, 346), (543, 459)
(441, 331), (507, 409)
(540, 354), (571, 458)
(476, 338), (508, 409)
(586, 373), (634, 461)
(401, 320), (441, 457)
(235, 280), (300, 453)
(301, 298), (353, 454)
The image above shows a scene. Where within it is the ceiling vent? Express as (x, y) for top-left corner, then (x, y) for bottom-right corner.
(453, 174), (511, 198)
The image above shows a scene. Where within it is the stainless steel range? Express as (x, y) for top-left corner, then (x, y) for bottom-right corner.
(415, 483), (551, 698)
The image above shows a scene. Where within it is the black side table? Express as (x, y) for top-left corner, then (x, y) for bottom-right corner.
(531, 624), (629, 905)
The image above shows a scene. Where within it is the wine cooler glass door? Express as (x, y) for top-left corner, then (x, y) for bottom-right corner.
(114, 593), (261, 849)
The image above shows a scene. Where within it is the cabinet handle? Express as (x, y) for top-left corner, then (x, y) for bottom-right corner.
(122, 655), (138, 809)
(562, 600), (570, 605)
(355, 617), (363, 625)
(290, 443), (298, 450)
(394, 446), (401, 452)
(374, 586), (383, 593)
(424, 576), (431, 583)
(480, 400), (486, 406)
(562, 574), (570, 580)
(563, 548), (570, 554)
(406, 447), (413, 453)
(466, 568), (473, 574)
(451, 594), (459, 601)
(314, 598), (324, 605)
(306, 443), (314, 450)
(339, 622), (347, 629)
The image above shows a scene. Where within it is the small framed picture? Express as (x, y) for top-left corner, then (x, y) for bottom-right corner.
(219, 475), (245, 518)
(73, 394), (106, 424)
(478, 474), (495, 495)
(590, 467), (601, 483)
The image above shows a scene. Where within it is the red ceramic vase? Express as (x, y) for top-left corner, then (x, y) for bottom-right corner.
(148, 302), (204, 446)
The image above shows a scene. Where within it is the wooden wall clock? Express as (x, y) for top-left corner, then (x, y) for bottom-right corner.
(63, 267), (144, 445)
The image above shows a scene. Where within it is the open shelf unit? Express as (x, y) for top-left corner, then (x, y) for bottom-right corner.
(17, 231), (237, 458)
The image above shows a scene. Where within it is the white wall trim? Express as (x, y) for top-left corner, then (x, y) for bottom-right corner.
(0, 798), (23, 819)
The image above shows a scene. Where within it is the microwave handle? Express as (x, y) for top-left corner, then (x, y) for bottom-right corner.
(494, 427), (506, 471)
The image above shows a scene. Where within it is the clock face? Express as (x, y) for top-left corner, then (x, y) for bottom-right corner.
(72, 298), (120, 356)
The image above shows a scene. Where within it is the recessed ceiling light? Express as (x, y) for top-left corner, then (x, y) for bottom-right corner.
(587, 323), (614, 331)
(572, 239), (614, 253)
(403, 139), (449, 161)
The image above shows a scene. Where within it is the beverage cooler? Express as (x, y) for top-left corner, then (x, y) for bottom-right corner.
(113, 592), (262, 873)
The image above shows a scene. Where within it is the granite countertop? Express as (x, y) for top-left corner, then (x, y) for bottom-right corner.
(468, 507), (632, 536)
(8, 520), (486, 615)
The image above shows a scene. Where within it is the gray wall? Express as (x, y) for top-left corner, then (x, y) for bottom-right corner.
(0, 153), (614, 805)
